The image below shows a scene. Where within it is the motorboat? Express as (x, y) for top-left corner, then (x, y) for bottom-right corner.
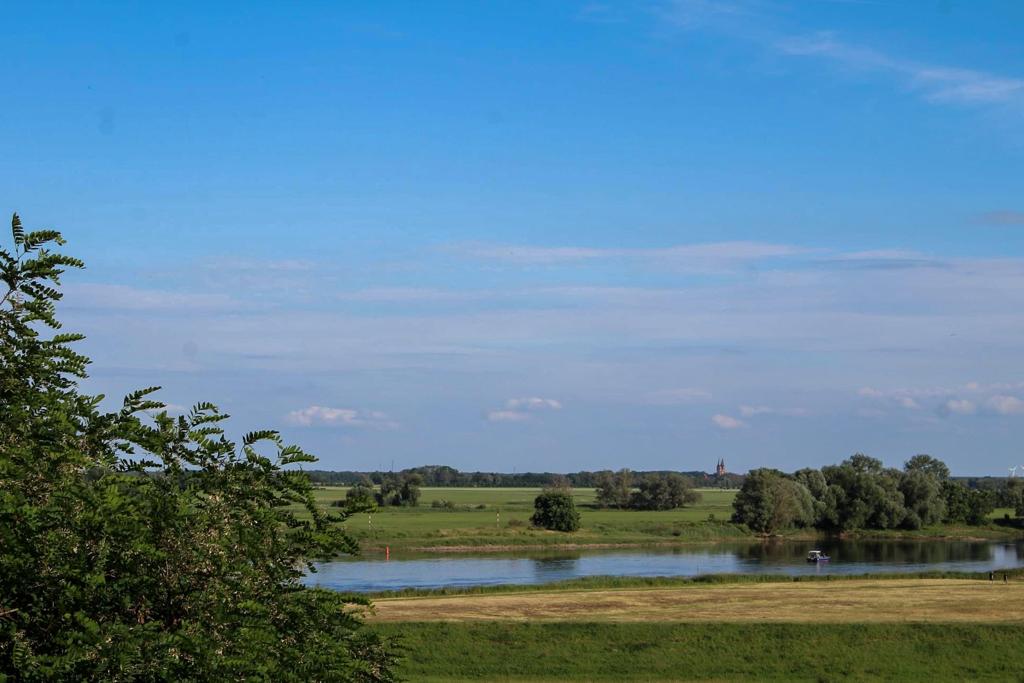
(806, 550), (831, 563)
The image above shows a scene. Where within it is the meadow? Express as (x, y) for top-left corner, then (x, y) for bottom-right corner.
(305, 487), (747, 550)
(371, 575), (1024, 680)
(374, 622), (1024, 682)
(301, 486), (1020, 551)
(370, 577), (1024, 623)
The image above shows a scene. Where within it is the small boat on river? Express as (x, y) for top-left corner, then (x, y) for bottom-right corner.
(807, 550), (831, 563)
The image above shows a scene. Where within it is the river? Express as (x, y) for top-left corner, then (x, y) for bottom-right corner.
(304, 539), (1024, 592)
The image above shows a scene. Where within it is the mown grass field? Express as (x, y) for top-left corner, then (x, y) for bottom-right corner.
(370, 576), (1024, 680)
(370, 578), (1024, 623)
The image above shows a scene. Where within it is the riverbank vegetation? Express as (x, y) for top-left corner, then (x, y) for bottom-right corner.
(372, 575), (1024, 680)
(364, 567), (1024, 599)
(296, 483), (1023, 552)
(731, 454), (999, 535)
(301, 486), (752, 550)
(594, 470), (701, 510)
(375, 622), (1024, 682)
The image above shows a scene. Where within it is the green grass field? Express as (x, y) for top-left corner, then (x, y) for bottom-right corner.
(300, 487), (746, 550)
(370, 574), (1024, 680)
(372, 622), (1024, 681)
(297, 486), (1021, 551)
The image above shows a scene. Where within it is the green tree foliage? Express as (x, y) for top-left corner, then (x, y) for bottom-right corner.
(904, 454), (951, 480)
(819, 455), (907, 531)
(734, 453), (993, 533)
(594, 469), (633, 508)
(342, 479), (378, 512)
(731, 469), (814, 534)
(941, 481), (994, 525)
(0, 215), (396, 681)
(530, 489), (581, 532)
(1014, 484), (1024, 519)
(373, 472), (422, 507)
(594, 470), (700, 511)
(899, 470), (945, 529)
(629, 473), (701, 511)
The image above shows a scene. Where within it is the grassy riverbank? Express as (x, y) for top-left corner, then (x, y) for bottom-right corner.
(370, 575), (1024, 680)
(369, 578), (1024, 623)
(363, 567), (1024, 599)
(373, 622), (1024, 681)
(298, 486), (1022, 552)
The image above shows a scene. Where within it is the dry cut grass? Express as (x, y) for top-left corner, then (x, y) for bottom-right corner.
(370, 578), (1024, 624)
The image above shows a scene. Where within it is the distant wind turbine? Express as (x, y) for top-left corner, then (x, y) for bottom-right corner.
(1010, 466), (1019, 478)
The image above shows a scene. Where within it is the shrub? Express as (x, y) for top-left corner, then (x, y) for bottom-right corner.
(530, 490), (581, 532)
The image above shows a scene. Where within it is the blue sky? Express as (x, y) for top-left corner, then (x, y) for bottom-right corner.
(4, 1), (1024, 474)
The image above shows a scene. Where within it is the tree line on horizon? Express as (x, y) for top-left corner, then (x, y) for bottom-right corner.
(304, 464), (744, 489)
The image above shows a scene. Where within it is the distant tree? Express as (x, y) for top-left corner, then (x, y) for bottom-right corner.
(820, 455), (907, 531)
(0, 216), (396, 681)
(375, 474), (400, 506)
(731, 469), (814, 534)
(548, 474), (573, 491)
(374, 472), (421, 507)
(904, 454), (951, 481)
(1015, 484), (1024, 520)
(531, 489), (581, 532)
(899, 469), (945, 529)
(943, 481), (994, 526)
(344, 480), (378, 511)
(399, 472), (423, 506)
(595, 469), (633, 508)
(629, 473), (701, 511)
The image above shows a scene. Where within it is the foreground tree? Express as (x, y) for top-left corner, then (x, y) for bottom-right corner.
(531, 488), (581, 532)
(0, 215), (396, 681)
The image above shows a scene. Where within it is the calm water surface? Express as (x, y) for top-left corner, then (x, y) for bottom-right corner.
(305, 540), (1024, 592)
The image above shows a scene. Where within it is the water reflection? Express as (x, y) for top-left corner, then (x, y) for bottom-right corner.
(304, 540), (1024, 593)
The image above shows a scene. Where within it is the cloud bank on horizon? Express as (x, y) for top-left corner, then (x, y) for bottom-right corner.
(3, 0), (1024, 474)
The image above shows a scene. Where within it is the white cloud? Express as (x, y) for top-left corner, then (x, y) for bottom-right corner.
(738, 405), (807, 418)
(897, 397), (921, 410)
(987, 395), (1024, 416)
(487, 397), (562, 423)
(336, 287), (484, 302)
(738, 405), (770, 417)
(776, 32), (1024, 107)
(944, 399), (976, 416)
(486, 410), (532, 422)
(661, 0), (746, 29)
(65, 284), (238, 312)
(712, 414), (746, 429)
(455, 241), (808, 268)
(506, 397), (562, 411)
(737, 405), (806, 417)
(647, 387), (713, 404)
(286, 406), (397, 429)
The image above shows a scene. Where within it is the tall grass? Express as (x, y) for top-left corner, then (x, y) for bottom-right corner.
(372, 622), (1024, 681)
